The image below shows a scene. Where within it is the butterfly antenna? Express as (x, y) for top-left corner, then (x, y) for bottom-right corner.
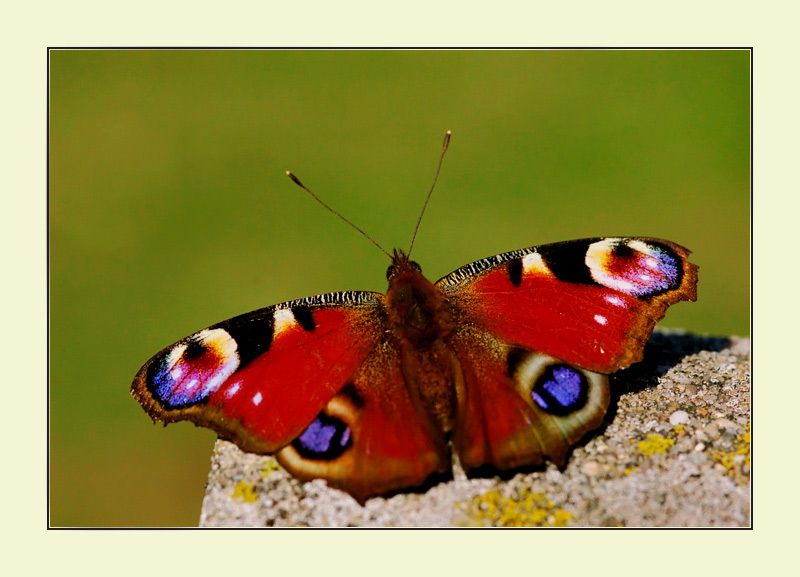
(407, 130), (451, 256)
(286, 171), (393, 259)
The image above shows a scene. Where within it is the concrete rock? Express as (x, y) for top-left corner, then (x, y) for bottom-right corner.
(199, 331), (750, 527)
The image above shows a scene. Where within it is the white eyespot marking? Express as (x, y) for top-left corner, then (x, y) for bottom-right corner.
(194, 328), (240, 398)
(166, 343), (188, 369)
(627, 239), (655, 255)
(616, 279), (636, 293)
(273, 308), (298, 335)
(252, 392), (263, 406)
(170, 365), (185, 381)
(585, 238), (680, 297)
(154, 328), (241, 405)
(522, 252), (551, 276)
(224, 380), (241, 399)
(586, 239), (640, 295)
(594, 314), (608, 326)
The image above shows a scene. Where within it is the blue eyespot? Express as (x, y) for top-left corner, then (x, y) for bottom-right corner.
(531, 365), (588, 415)
(292, 413), (352, 460)
(146, 333), (239, 409)
(148, 351), (210, 408)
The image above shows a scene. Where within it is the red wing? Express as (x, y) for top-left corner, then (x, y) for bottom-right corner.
(449, 327), (610, 472)
(437, 237), (698, 373)
(277, 341), (450, 503)
(131, 291), (385, 454)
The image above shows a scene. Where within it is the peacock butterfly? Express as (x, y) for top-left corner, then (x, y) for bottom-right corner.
(131, 133), (698, 503)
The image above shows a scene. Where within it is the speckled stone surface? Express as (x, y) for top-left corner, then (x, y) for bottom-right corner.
(199, 331), (750, 527)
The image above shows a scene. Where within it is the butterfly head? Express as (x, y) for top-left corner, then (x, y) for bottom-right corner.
(385, 247), (448, 347)
(386, 248), (422, 281)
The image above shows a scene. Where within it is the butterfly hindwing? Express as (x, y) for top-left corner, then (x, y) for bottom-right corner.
(438, 237), (698, 374)
(277, 340), (450, 502)
(449, 325), (610, 472)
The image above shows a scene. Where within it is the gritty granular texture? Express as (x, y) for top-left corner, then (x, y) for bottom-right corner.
(199, 331), (750, 527)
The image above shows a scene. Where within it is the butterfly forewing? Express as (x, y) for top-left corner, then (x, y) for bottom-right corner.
(131, 291), (386, 454)
(437, 237), (698, 373)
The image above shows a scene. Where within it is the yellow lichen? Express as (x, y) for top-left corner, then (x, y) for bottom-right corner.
(261, 458), (282, 476)
(459, 487), (576, 527)
(709, 423), (750, 485)
(636, 434), (675, 456)
(231, 480), (258, 503)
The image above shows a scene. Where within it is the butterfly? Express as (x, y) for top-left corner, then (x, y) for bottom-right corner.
(131, 135), (698, 503)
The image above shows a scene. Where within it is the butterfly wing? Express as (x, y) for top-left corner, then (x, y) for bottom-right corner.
(450, 330), (610, 471)
(439, 237), (697, 471)
(276, 339), (449, 502)
(131, 291), (449, 502)
(438, 237), (698, 373)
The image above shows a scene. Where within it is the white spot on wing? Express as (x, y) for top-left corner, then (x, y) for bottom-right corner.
(225, 381), (241, 399)
(252, 392), (263, 406)
(604, 294), (626, 307)
(522, 252), (551, 275)
(273, 308), (297, 335)
(594, 314), (608, 325)
(585, 239), (617, 276)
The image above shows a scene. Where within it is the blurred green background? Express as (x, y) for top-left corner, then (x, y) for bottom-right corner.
(49, 50), (749, 526)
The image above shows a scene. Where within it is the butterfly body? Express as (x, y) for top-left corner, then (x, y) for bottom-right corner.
(384, 249), (458, 430)
(133, 237), (697, 502)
